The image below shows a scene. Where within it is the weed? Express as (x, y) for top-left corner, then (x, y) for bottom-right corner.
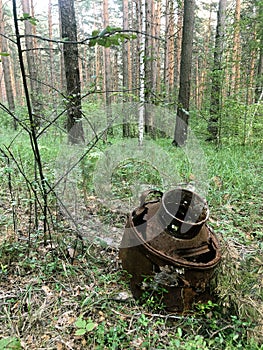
(74, 316), (98, 336)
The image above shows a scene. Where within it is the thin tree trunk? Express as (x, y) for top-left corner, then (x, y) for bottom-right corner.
(0, 0), (16, 129)
(144, 0), (153, 134)
(138, 0), (145, 146)
(255, 2), (263, 104)
(133, 0), (142, 102)
(167, 0), (175, 99)
(103, 0), (113, 135)
(248, 28), (257, 105)
(48, 0), (56, 106)
(154, 0), (162, 95)
(122, 0), (130, 137)
(199, 4), (213, 109)
(112, 50), (118, 101)
(175, 3), (183, 94)
(232, 0), (241, 94)
(21, 0), (42, 126)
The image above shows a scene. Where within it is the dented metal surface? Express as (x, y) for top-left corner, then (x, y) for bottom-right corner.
(119, 188), (221, 312)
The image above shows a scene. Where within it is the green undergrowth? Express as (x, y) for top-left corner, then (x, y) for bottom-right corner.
(0, 237), (262, 349)
(0, 128), (262, 349)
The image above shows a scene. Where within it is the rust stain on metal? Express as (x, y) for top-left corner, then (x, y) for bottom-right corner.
(119, 188), (221, 312)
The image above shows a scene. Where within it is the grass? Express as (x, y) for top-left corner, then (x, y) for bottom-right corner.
(0, 127), (262, 349)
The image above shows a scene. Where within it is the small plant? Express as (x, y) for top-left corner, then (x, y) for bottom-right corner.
(74, 316), (98, 336)
(194, 300), (218, 315)
(140, 276), (168, 311)
(0, 337), (22, 350)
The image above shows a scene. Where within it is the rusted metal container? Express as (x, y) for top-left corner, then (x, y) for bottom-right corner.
(119, 188), (221, 312)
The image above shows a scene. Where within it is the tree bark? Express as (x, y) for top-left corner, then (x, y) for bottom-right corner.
(154, 0), (162, 96)
(165, 0), (175, 99)
(175, 3), (183, 95)
(173, 0), (195, 147)
(0, 0), (16, 128)
(58, 0), (85, 144)
(144, 0), (153, 135)
(122, 0), (130, 137)
(207, 0), (227, 141)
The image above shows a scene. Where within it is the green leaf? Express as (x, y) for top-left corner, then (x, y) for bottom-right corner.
(88, 28), (136, 48)
(20, 13), (38, 25)
(89, 39), (97, 47)
(85, 322), (98, 332)
(21, 12), (30, 20)
(91, 29), (99, 37)
(177, 327), (183, 338)
(75, 317), (86, 329)
(0, 52), (10, 57)
(75, 328), (87, 336)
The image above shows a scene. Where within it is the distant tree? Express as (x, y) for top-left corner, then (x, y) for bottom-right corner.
(197, 3), (216, 110)
(232, 0), (241, 94)
(58, 0), (85, 144)
(122, 0), (131, 137)
(144, 0), (153, 134)
(132, 0), (141, 101)
(48, 0), (55, 102)
(103, 0), (113, 135)
(138, 0), (145, 145)
(154, 0), (162, 96)
(0, 0), (16, 129)
(175, 3), (183, 95)
(21, 0), (42, 126)
(173, 0), (195, 147)
(207, 0), (227, 141)
(164, 0), (175, 100)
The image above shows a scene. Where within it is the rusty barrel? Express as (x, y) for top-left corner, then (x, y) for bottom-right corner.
(119, 188), (221, 312)
(157, 188), (210, 239)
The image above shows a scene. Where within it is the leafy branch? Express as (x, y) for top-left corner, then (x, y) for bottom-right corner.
(88, 26), (137, 47)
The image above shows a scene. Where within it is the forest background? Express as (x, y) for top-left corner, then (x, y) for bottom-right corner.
(0, 0), (262, 349)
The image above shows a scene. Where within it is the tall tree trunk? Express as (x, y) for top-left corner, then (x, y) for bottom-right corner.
(21, 0), (42, 126)
(144, 0), (153, 134)
(95, 44), (102, 96)
(173, 0), (195, 147)
(0, 0), (16, 129)
(48, 0), (56, 107)
(138, 0), (145, 146)
(175, 3), (183, 95)
(154, 0), (162, 95)
(248, 27), (257, 105)
(165, 0), (175, 99)
(207, 0), (227, 141)
(150, 0), (159, 99)
(58, 0), (85, 144)
(133, 0), (142, 102)
(122, 0), (130, 137)
(232, 0), (241, 94)
(199, 4), (213, 109)
(103, 0), (113, 135)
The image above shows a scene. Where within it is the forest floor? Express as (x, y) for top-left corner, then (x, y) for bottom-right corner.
(0, 136), (262, 349)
